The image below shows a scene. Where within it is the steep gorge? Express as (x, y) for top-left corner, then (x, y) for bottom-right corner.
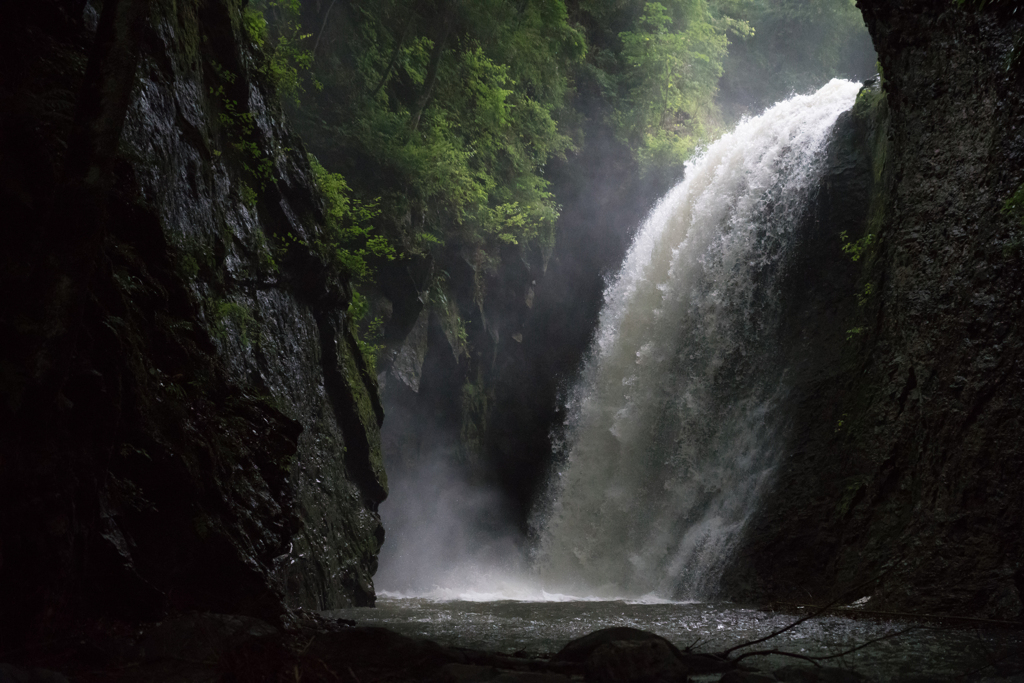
(0, 0), (387, 646)
(1, 0), (1023, 658)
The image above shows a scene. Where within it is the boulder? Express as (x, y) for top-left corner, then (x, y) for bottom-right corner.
(430, 664), (571, 683)
(585, 639), (689, 683)
(552, 627), (684, 663)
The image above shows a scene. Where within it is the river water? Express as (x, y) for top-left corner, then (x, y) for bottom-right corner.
(361, 81), (1024, 681)
(328, 597), (1022, 681)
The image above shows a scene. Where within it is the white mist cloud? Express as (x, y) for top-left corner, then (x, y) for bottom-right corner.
(375, 454), (533, 598)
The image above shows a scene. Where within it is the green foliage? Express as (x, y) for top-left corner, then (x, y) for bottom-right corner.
(429, 275), (469, 358)
(855, 282), (873, 308)
(239, 181), (258, 207)
(845, 326), (866, 341)
(209, 62), (278, 194)
(852, 83), (885, 121)
(615, 0), (732, 176)
(715, 0), (876, 121)
(256, 0), (875, 296)
(245, 0), (320, 103)
(839, 230), (876, 262)
(307, 154), (395, 280)
(1002, 181), (1024, 218)
(211, 300), (256, 345)
(286, 0), (579, 256)
(347, 290), (386, 372)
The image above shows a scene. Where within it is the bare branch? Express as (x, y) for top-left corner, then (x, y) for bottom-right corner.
(722, 574), (886, 657)
(730, 649), (824, 666)
(731, 626), (921, 665)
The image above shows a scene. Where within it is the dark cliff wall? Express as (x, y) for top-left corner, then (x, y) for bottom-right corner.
(722, 3), (1024, 619)
(0, 0), (385, 644)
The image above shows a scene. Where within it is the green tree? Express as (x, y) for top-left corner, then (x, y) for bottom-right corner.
(617, 0), (736, 177)
(715, 0), (876, 121)
(244, 0), (320, 102)
(290, 0), (583, 257)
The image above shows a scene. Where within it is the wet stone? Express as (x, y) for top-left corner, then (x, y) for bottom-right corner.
(585, 639), (689, 683)
(0, 665), (69, 683)
(553, 627), (685, 663)
(431, 664), (572, 683)
(773, 666), (865, 683)
(719, 672), (777, 683)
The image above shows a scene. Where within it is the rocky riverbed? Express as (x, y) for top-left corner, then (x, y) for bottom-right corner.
(3, 609), (1021, 683)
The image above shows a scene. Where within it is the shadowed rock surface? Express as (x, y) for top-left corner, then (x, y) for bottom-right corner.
(4, 619), (951, 683)
(720, 1), (1024, 620)
(0, 0), (386, 649)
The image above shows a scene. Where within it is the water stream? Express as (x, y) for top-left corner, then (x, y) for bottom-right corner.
(533, 78), (862, 601)
(354, 82), (1024, 680)
(328, 598), (1022, 681)
(381, 79), (859, 599)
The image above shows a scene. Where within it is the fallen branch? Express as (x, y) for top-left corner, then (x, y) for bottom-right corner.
(722, 574), (885, 657)
(730, 625), (920, 665)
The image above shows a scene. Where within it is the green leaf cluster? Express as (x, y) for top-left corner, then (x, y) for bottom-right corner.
(262, 0), (872, 261)
(244, 0), (321, 103)
(209, 62), (278, 198)
(307, 154), (396, 280)
(839, 230), (876, 262)
(289, 0), (583, 255)
(613, 0), (736, 177)
(346, 291), (386, 372)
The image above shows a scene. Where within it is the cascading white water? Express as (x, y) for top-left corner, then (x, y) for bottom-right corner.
(534, 79), (861, 601)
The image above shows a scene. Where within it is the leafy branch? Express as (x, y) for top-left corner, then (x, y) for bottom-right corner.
(209, 62), (276, 196)
(244, 0), (322, 103)
(307, 154), (395, 280)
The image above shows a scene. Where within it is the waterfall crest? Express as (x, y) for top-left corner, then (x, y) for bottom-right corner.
(534, 80), (861, 600)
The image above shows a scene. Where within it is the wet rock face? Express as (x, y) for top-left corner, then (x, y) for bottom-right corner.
(838, 1), (1024, 619)
(0, 0), (385, 638)
(120, 0), (388, 611)
(723, 4), (1024, 618)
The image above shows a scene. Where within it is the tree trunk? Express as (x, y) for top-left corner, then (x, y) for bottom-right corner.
(409, 2), (457, 132)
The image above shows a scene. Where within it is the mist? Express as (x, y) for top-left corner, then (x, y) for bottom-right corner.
(374, 445), (544, 598)
(371, 0), (881, 599)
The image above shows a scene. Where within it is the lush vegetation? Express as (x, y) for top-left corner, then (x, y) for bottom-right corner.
(264, 0), (873, 247)
(715, 0), (876, 121)
(242, 0), (874, 363)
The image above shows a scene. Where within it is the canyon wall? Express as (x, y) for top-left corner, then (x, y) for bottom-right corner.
(0, 0), (385, 645)
(722, 2), (1024, 619)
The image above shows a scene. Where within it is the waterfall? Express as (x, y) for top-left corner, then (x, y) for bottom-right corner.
(534, 80), (861, 601)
